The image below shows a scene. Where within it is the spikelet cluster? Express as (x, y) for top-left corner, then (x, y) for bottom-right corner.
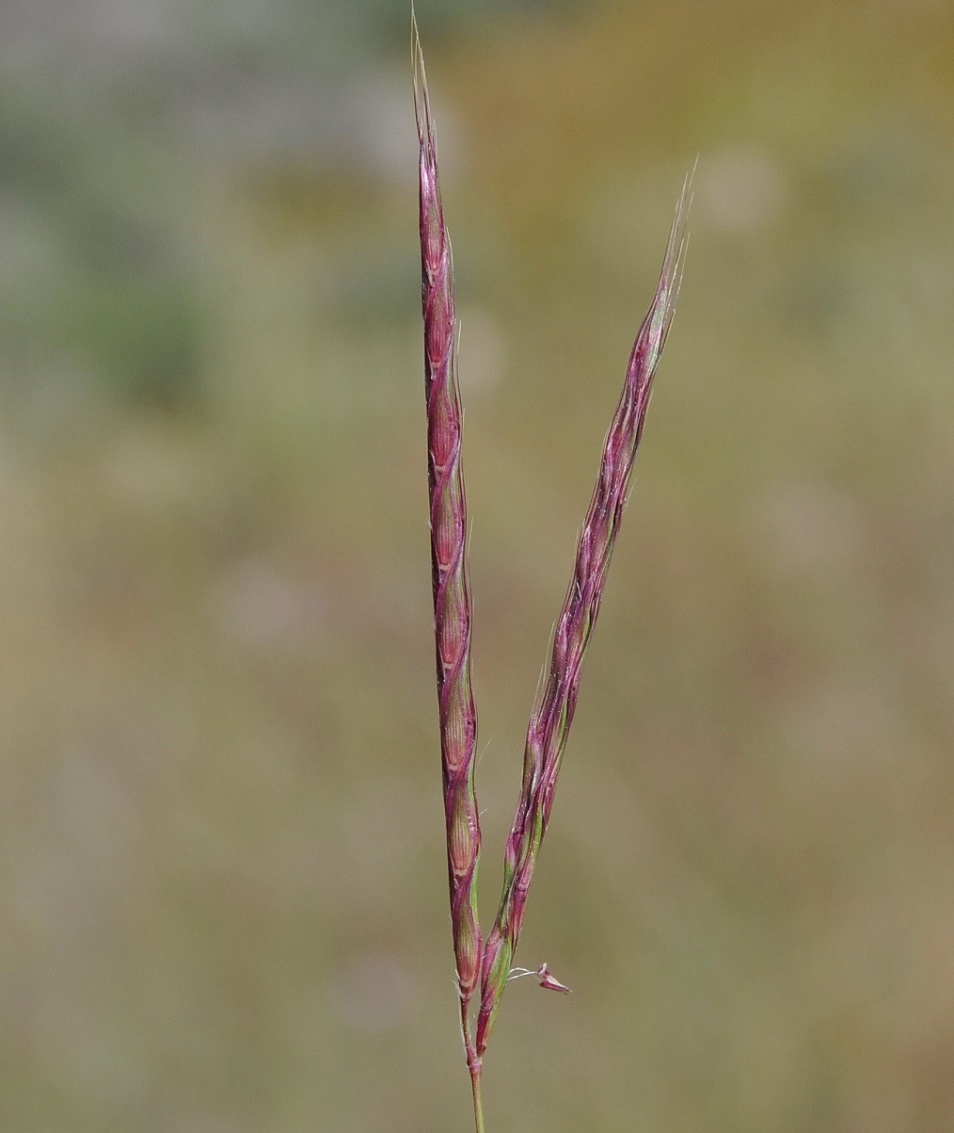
(413, 17), (483, 1068)
(413, 10), (692, 1119)
(476, 182), (691, 1054)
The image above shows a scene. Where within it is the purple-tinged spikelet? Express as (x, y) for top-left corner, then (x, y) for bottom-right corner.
(412, 13), (483, 1066)
(476, 173), (693, 1057)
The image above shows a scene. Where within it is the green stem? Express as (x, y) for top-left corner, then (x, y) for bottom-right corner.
(459, 998), (484, 1133)
(470, 1066), (485, 1133)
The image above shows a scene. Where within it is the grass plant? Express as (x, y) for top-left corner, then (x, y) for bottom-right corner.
(413, 12), (691, 1129)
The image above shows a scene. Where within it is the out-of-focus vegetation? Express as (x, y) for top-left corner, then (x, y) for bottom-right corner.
(2, 0), (953, 1129)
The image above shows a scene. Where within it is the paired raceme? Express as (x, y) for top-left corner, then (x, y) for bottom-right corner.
(413, 14), (691, 1129)
(476, 183), (691, 1056)
(413, 15), (483, 1101)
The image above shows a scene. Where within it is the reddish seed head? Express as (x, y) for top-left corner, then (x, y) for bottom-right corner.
(475, 171), (693, 1057)
(414, 7), (693, 1108)
(414, 7), (483, 1038)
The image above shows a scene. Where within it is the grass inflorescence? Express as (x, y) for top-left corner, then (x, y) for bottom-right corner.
(413, 11), (691, 1129)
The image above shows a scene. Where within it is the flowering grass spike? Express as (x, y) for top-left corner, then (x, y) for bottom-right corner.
(476, 176), (691, 1057)
(412, 13), (485, 1126)
(412, 12), (691, 1130)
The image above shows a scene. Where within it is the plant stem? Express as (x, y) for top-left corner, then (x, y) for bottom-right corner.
(470, 1066), (485, 1133)
(460, 998), (484, 1132)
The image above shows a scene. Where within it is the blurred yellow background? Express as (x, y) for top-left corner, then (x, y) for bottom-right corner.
(2, 0), (953, 1129)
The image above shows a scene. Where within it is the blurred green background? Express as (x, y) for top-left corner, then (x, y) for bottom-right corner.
(2, 0), (953, 1129)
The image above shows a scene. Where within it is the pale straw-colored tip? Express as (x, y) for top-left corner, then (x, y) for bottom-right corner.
(411, 4), (433, 147)
(657, 158), (697, 348)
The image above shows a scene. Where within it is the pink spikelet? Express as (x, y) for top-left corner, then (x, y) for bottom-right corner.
(412, 10), (484, 1094)
(476, 173), (693, 1058)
